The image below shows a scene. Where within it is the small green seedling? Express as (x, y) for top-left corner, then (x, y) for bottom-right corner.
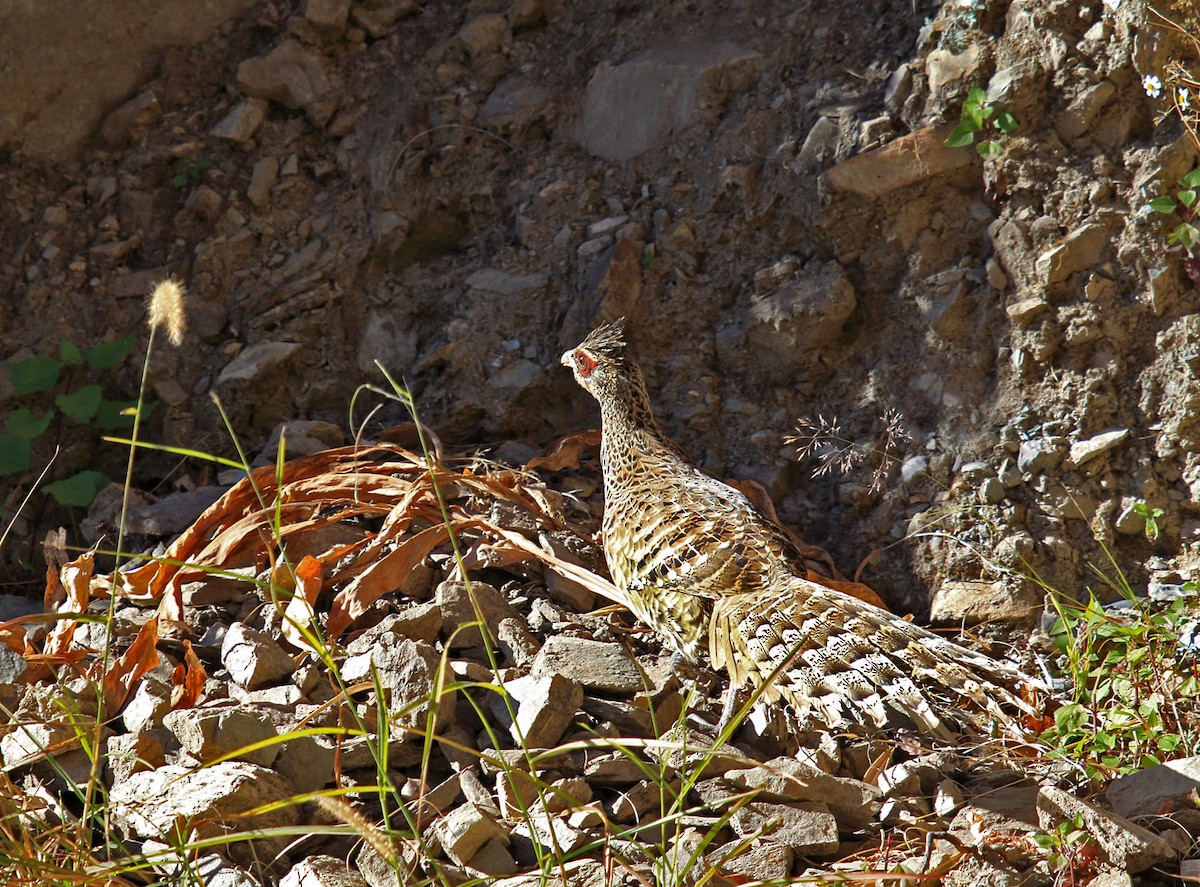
(1148, 166), (1200, 281)
(945, 86), (1019, 158)
(1133, 500), (1165, 543)
(171, 158), (213, 189)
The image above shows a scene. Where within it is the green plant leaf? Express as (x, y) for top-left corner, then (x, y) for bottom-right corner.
(1175, 223), (1198, 250)
(59, 338), (83, 365)
(171, 173), (189, 188)
(95, 398), (155, 429)
(56, 385), (103, 422)
(1054, 703), (1087, 734)
(994, 111), (1018, 133)
(84, 333), (138, 370)
(1183, 168), (1200, 189)
(6, 408), (52, 439)
(1179, 189), (1197, 209)
(8, 353), (63, 394)
(0, 435), (32, 476)
(967, 85), (988, 105)
(945, 121), (978, 147)
(977, 140), (1004, 159)
(44, 470), (110, 507)
(1149, 195), (1179, 214)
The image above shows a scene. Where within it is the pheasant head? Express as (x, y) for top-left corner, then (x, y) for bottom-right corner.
(561, 319), (656, 428)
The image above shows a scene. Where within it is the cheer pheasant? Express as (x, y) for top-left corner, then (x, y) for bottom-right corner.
(561, 318), (1038, 740)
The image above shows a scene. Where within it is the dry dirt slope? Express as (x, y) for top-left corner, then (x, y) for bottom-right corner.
(0, 0), (1196, 614)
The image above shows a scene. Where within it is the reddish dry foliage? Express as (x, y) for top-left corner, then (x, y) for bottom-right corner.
(170, 640), (207, 710)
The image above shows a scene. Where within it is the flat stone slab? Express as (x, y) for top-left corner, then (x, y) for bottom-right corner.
(578, 40), (761, 161)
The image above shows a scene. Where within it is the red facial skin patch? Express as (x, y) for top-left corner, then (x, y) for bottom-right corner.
(576, 351), (597, 378)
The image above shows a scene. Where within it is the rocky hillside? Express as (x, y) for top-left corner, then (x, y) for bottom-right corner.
(3, 0), (1200, 883)
(1, 0), (1196, 617)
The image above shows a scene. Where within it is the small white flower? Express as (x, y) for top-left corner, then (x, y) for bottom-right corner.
(1144, 74), (1162, 98)
(1180, 87), (1192, 109)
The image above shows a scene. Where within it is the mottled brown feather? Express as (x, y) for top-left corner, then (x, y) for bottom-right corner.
(562, 318), (1037, 738)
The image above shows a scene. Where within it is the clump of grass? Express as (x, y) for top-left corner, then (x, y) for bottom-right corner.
(1036, 559), (1200, 781)
(787, 407), (910, 494)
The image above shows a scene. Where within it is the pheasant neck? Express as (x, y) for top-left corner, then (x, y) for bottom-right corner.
(597, 379), (661, 479)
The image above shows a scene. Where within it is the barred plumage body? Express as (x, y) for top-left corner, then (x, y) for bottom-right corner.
(562, 318), (1036, 739)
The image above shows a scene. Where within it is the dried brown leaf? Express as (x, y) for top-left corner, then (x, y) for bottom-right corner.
(328, 524), (450, 638)
(170, 640), (207, 710)
(104, 617), (159, 714)
(525, 430), (601, 472)
(45, 551), (94, 656)
(281, 555), (325, 652)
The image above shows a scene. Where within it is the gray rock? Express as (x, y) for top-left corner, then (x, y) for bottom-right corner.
(100, 90), (161, 146)
(121, 674), (173, 733)
(925, 44), (986, 101)
(1068, 429), (1129, 468)
(210, 98), (268, 143)
(1005, 296), (1049, 325)
(216, 341), (301, 386)
(236, 40), (330, 111)
(125, 486), (226, 536)
(187, 854), (262, 887)
(479, 76), (552, 128)
(176, 184), (223, 231)
(531, 636), (641, 694)
(341, 635), (454, 735)
(104, 732), (165, 785)
(1106, 756), (1200, 821)
(467, 837), (518, 876)
(0, 643), (27, 685)
(497, 617), (541, 667)
(708, 839), (792, 882)
(797, 116), (840, 169)
(578, 40), (762, 161)
(162, 703), (279, 767)
(2, 682), (98, 771)
(109, 762), (299, 866)
(1114, 502), (1148, 536)
(583, 751), (646, 785)
(722, 262), (856, 384)
(221, 622), (295, 690)
(274, 732), (336, 794)
(456, 13), (508, 57)
(348, 0), (417, 38)
(824, 124), (973, 196)
(1036, 222), (1110, 285)
(433, 802), (510, 867)
(729, 801), (839, 855)
(302, 0), (350, 37)
(930, 579), (1040, 626)
(1037, 784), (1176, 874)
(608, 778), (670, 822)
(247, 156), (279, 208)
(1017, 438), (1063, 474)
(1056, 80), (1116, 141)
(504, 672), (582, 747)
(509, 813), (584, 863)
(723, 756), (881, 831)
(466, 268), (548, 297)
(979, 476), (1006, 504)
(256, 420), (344, 464)
(436, 580), (518, 649)
(487, 359), (545, 392)
(281, 854), (370, 886)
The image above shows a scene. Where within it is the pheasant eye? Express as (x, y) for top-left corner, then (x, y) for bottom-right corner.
(575, 351), (598, 378)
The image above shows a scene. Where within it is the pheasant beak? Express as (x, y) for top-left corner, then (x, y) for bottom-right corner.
(560, 350), (573, 369)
